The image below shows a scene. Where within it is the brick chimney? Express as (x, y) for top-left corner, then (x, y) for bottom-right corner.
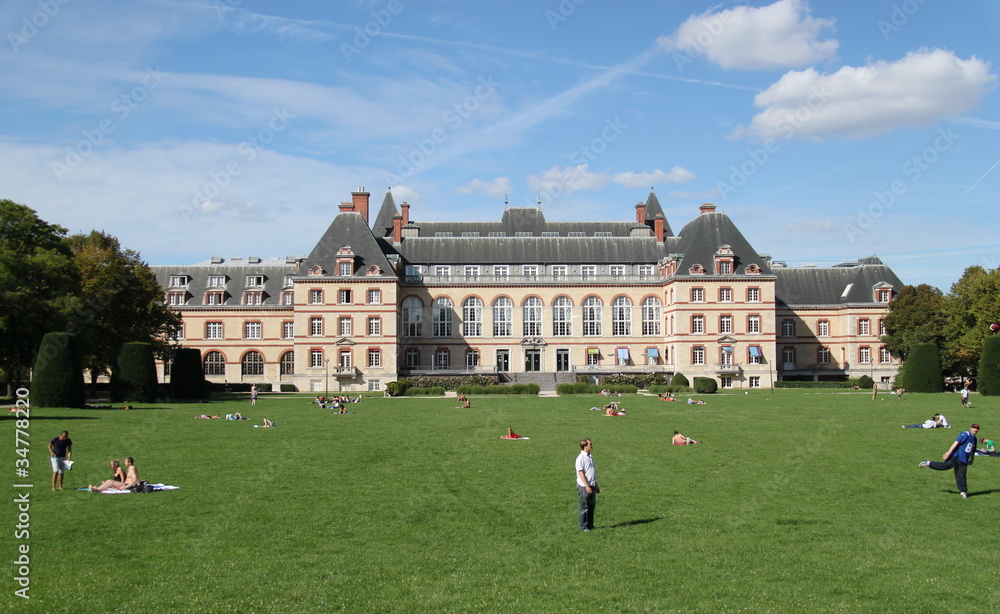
(392, 214), (402, 243)
(654, 214), (665, 242)
(635, 202), (646, 224)
(401, 202), (410, 225)
(352, 189), (370, 224)
(700, 203), (716, 214)
(339, 201), (354, 214)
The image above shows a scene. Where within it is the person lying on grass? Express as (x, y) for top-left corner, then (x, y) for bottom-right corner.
(501, 428), (526, 439)
(687, 398), (706, 405)
(89, 457), (138, 492)
(196, 414), (221, 419)
(672, 431), (702, 445)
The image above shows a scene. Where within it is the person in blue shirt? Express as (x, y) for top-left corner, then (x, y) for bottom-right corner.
(919, 424), (980, 498)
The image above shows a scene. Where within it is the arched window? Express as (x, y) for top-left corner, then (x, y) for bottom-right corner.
(433, 297), (453, 337)
(204, 351), (226, 376)
(552, 296), (572, 336)
(583, 297), (602, 336)
(242, 351), (264, 376)
(612, 296), (632, 336)
(462, 297), (482, 337)
(402, 297), (423, 337)
(279, 351), (294, 375)
(642, 297), (661, 335)
(493, 297), (512, 337)
(523, 297), (542, 337)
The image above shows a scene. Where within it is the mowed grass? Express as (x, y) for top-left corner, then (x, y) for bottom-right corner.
(4, 389), (999, 613)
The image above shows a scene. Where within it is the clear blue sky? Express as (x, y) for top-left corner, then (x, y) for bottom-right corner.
(1, 0), (997, 291)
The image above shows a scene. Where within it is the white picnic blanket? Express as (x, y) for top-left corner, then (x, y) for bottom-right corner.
(98, 484), (179, 494)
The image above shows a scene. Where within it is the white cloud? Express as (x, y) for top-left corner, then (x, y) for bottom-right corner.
(783, 219), (837, 233)
(659, 0), (837, 70)
(612, 167), (695, 189)
(527, 165), (609, 197)
(735, 49), (996, 140)
(455, 177), (511, 196)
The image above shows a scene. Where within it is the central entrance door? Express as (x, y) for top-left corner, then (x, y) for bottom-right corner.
(524, 349), (541, 372)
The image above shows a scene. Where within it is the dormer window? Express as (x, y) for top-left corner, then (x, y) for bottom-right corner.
(165, 291), (187, 306)
(745, 264), (760, 274)
(309, 265), (325, 276)
(339, 262), (353, 276)
(243, 291), (263, 305)
(715, 245), (734, 275)
(204, 291), (225, 305)
(169, 275), (189, 287)
(876, 289), (891, 303)
(689, 264), (705, 275)
(208, 275), (226, 287)
(246, 275), (264, 288)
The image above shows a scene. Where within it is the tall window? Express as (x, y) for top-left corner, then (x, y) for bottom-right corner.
(782, 347), (795, 365)
(338, 289), (352, 304)
(522, 265), (538, 280)
(818, 347), (830, 364)
(748, 315), (761, 333)
(818, 320), (829, 336)
(880, 347), (892, 363)
(782, 320), (795, 337)
(367, 317), (381, 336)
(879, 319), (887, 336)
(463, 297), (483, 337)
(464, 266), (480, 281)
(339, 351), (352, 369)
(587, 349), (599, 366)
(168, 322), (184, 340)
(466, 349), (480, 368)
(339, 317), (352, 336)
(858, 319), (871, 335)
(581, 265), (596, 281)
(435, 350), (449, 369)
(405, 349), (419, 367)
(691, 288), (704, 302)
(432, 297), (453, 337)
(242, 291), (262, 305)
(309, 350), (323, 368)
(282, 321), (294, 339)
(641, 297), (661, 335)
(583, 297), (602, 336)
(747, 287), (760, 302)
(523, 297), (542, 337)
(368, 349), (381, 368)
(206, 322), (223, 339)
(492, 265), (509, 281)
(309, 289), (323, 304)
(691, 315), (704, 334)
(718, 261), (732, 274)
(553, 297), (572, 336)
(612, 296), (631, 336)
(241, 351), (263, 376)
(280, 351), (294, 375)
(719, 288), (732, 302)
(692, 346), (705, 365)
(402, 297), (423, 337)
(309, 317), (323, 336)
(859, 347), (871, 363)
(551, 265), (568, 279)
(368, 289), (381, 304)
(637, 265), (654, 279)
(877, 289), (890, 303)
(339, 262), (352, 276)
(609, 265), (625, 280)
(719, 315), (732, 334)
(244, 322), (262, 339)
(493, 297), (512, 337)
(204, 351), (225, 376)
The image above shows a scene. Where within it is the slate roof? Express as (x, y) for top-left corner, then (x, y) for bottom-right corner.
(301, 211), (398, 279)
(670, 211), (770, 276)
(152, 258), (297, 307)
(396, 236), (667, 265)
(773, 257), (903, 306)
(371, 191), (399, 238)
(642, 190), (673, 236)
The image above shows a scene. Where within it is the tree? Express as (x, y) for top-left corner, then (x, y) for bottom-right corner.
(110, 342), (159, 403)
(899, 343), (944, 393)
(65, 230), (179, 385)
(0, 200), (80, 385)
(941, 266), (1000, 376)
(170, 348), (208, 400)
(31, 333), (85, 408)
(978, 336), (1000, 396)
(881, 284), (945, 361)
(670, 373), (689, 387)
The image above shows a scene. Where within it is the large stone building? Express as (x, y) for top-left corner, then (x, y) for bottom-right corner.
(152, 189), (903, 392)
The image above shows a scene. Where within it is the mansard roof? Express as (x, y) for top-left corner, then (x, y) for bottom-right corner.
(396, 236), (666, 265)
(670, 210), (769, 276)
(152, 258), (296, 307)
(773, 257), (903, 306)
(302, 212), (397, 279)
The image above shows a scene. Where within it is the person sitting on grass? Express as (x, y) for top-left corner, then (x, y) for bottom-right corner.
(658, 393), (677, 401)
(458, 393), (468, 403)
(461, 398), (472, 408)
(603, 402), (626, 416)
(977, 437), (998, 457)
(672, 431), (702, 445)
(687, 398), (706, 405)
(259, 418), (276, 428)
(935, 413), (950, 428)
(89, 457), (138, 492)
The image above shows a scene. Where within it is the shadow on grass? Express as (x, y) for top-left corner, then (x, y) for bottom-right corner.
(0, 415), (100, 421)
(601, 517), (664, 529)
(938, 489), (1000, 497)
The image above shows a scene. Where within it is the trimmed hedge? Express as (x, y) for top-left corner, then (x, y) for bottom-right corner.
(279, 384), (298, 393)
(170, 348), (207, 400)
(647, 385), (693, 394)
(978, 336), (1000, 396)
(775, 381), (855, 389)
(855, 375), (875, 390)
(600, 374), (670, 388)
(693, 377), (718, 394)
(899, 343), (943, 393)
(110, 342), (159, 403)
(403, 386), (446, 396)
(554, 383), (638, 395)
(456, 384), (540, 395)
(31, 332), (86, 408)
(670, 373), (690, 387)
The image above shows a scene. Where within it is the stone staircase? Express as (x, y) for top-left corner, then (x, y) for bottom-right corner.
(511, 372), (576, 391)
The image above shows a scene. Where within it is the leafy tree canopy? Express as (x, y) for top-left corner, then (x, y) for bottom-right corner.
(941, 266), (1000, 376)
(881, 284), (945, 361)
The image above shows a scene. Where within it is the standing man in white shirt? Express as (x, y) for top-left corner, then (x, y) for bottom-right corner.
(575, 439), (599, 532)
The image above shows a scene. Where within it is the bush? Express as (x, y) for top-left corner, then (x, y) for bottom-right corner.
(648, 385), (693, 394)
(553, 383), (637, 395)
(978, 336), (1000, 396)
(899, 343), (943, 393)
(170, 348), (207, 400)
(279, 384), (298, 393)
(774, 381), (854, 389)
(110, 342), (159, 403)
(455, 384), (539, 395)
(670, 373), (689, 387)
(403, 386), (446, 396)
(31, 333), (86, 408)
(254, 383), (272, 393)
(601, 374), (669, 389)
(693, 377), (718, 394)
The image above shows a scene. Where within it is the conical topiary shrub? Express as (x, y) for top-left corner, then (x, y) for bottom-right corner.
(110, 342), (159, 403)
(31, 332), (85, 408)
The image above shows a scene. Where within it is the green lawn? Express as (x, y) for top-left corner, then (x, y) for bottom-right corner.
(3, 389), (997, 613)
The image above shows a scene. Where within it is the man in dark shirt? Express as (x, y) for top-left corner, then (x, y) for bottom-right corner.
(48, 430), (73, 491)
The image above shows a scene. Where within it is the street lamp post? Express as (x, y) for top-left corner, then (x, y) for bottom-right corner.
(324, 358), (330, 398)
